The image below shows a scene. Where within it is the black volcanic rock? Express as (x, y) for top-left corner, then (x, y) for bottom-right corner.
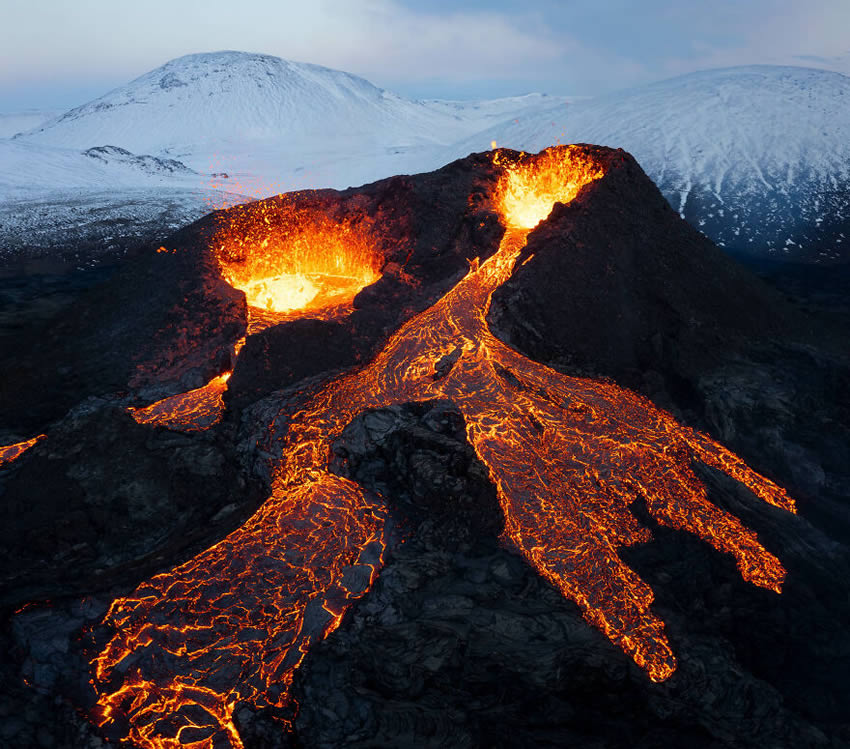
(0, 227), (245, 435)
(488, 149), (804, 390)
(227, 318), (364, 411)
(696, 346), (850, 538)
(329, 400), (504, 545)
(0, 400), (263, 608)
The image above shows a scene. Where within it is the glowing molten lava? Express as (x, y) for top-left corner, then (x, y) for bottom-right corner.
(91, 146), (796, 747)
(495, 146), (595, 229)
(240, 273), (319, 312)
(129, 374), (232, 432)
(213, 197), (381, 326)
(0, 434), (45, 467)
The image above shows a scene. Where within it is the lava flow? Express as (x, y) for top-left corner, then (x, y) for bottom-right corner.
(0, 434), (46, 468)
(91, 146), (796, 747)
(129, 374), (232, 432)
(129, 337), (246, 432)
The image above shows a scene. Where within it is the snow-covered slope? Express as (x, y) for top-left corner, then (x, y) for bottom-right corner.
(450, 66), (850, 262)
(0, 110), (61, 139)
(0, 140), (202, 197)
(0, 138), (229, 268)
(423, 93), (560, 130)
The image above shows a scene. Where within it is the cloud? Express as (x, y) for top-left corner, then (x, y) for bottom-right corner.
(299, 1), (566, 81)
(0, 0), (566, 86)
(655, 0), (850, 77)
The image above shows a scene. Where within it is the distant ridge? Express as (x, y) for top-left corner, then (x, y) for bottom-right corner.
(449, 66), (850, 262)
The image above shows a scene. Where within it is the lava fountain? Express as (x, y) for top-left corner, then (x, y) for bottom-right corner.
(91, 146), (796, 748)
(213, 196), (381, 332)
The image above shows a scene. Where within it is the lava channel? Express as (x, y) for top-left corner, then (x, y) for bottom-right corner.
(91, 146), (797, 748)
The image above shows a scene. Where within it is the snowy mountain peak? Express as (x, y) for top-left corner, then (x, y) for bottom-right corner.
(17, 51), (552, 157)
(18, 51), (406, 152)
(130, 50), (393, 104)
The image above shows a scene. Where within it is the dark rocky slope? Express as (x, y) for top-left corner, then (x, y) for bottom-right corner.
(0, 230), (246, 437)
(488, 150), (850, 542)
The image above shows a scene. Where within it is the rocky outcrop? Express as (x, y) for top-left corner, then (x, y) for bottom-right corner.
(0, 400), (264, 608)
(329, 400), (503, 545)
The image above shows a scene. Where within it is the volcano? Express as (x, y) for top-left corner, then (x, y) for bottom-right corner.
(455, 66), (850, 263)
(1, 146), (848, 748)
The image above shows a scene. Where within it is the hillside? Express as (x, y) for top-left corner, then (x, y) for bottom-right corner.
(0, 110), (60, 138)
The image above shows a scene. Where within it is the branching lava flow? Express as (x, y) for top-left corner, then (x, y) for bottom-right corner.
(91, 147), (796, 748)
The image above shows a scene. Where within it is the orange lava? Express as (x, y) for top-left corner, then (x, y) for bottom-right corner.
(129, 374), (231, 432)
(129, 340), (245, 432)
(91, 146), (796, 747)
(213, 195), (381, 328)
(0, 434), (45, 467)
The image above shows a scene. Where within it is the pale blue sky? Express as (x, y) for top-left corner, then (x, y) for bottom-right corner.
(1, 0), (848, 109)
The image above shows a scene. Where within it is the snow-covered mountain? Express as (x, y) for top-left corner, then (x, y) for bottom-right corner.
(1, 52), (560, 266)
(18, 51), (558, 159)
(450, 66), (850, 262)
(4, 51), (559, 215)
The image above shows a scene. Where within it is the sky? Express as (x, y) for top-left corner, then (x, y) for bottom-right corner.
(1, 0), (848, 110)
